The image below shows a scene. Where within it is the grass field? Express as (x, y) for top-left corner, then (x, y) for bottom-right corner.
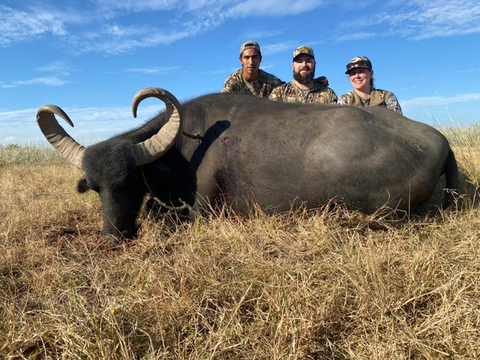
(1, 126), (480, 359)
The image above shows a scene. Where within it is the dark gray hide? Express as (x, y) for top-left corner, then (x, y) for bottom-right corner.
(38, 90), (458, 240)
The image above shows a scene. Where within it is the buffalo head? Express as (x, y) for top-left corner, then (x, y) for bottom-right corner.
(37, 88), (182, 241)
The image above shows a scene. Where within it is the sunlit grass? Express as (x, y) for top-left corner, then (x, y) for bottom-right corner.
(442, 124), (480, 185)
(1, 127), (479, 359)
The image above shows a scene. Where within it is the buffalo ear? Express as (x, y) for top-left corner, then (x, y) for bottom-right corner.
(77, 176), (90, 193)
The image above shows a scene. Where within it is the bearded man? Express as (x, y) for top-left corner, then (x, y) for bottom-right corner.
(269, 46), (337, 104)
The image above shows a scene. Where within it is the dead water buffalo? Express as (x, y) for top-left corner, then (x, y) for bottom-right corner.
(37, 87), (458, 241)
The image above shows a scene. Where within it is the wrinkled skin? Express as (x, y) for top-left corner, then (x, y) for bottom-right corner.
(38, 91), (458, 241)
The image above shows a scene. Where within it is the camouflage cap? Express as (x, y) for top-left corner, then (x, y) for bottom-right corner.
(345, 56), (373, 74)
(293, 45), (315, 60)
(239, 40), (261, 57)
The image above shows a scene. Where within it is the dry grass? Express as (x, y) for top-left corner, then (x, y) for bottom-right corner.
(1, 130), (480, 359)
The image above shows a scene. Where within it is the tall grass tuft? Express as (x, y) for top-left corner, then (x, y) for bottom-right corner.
(0, 144), (65, 167)
(443, 123), (480, 185)
(425, 105), (480, 186)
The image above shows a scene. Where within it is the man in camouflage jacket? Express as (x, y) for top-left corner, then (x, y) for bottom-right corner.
(222, 41), (284, 98)
(269, 45), (337, 104)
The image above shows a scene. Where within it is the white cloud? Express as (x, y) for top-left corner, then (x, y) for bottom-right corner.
(1, 136), (20, 144)
(259, 63), (275, 70)
(0, 1), (328, 54)
(14, 76), (70, 87)
(401, 92), (480, 110)
(2, 0), (477, 55)
(195, 67), (239, 76)
(242, 29), (285, 41)
(36, 60), (73, 76)
(458, 68), (480, 74)
(92, 0), (253, 14)
(184, 0), (235, 12)
(102, 24), (150, 37)
(226, 0), (324, 18)
(333, 31), (376, 43)
(0, 61), (72, 88)
(92, 0), (178, 12)
(66, 14), (219, 54)
(0, 5), (69, 46)
(261, 39), (326, 56)
(0, 108), (35, 121)
(333, 0), (379, 9)
(262, 40), (299, 55)
(123, 66), (180, 75)
(77, 29), (197, 54)
(337, 0), (480, 41)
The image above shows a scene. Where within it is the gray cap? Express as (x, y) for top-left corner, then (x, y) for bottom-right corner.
(239, 40), (261, 57)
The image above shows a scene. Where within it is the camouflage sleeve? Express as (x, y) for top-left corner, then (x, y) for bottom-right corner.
(337, 93), (352, 106)
(268, 86), (283, 102)
(385, 91), (403, 115)
(328, 88), (338, 104)
(221, 75), (235, 93)
(273, 77), (286, 88)
(259, 70), (285, 89)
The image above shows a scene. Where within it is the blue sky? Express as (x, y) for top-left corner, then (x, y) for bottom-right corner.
(1, 0), (479, 145)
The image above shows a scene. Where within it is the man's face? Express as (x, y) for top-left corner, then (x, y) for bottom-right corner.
(292, 54), (316, 85)
(240, 49), (261, 76)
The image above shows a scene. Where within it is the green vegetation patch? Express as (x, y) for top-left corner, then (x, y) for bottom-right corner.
(0, 144), (66, 167)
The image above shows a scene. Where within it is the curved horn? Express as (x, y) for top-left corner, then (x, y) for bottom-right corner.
(131, 87), (182, 166)
(36, 105), (85, 168)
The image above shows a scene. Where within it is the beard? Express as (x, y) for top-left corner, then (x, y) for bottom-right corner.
(293, 66), (315, 85)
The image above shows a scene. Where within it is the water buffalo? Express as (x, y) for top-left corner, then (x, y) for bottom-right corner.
(37, 87), (458, 241)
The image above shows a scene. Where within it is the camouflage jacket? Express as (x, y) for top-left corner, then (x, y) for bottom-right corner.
(268, 80), (338, 104)
(338, 88), (402, 114)
(221, 69), (284, 98)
